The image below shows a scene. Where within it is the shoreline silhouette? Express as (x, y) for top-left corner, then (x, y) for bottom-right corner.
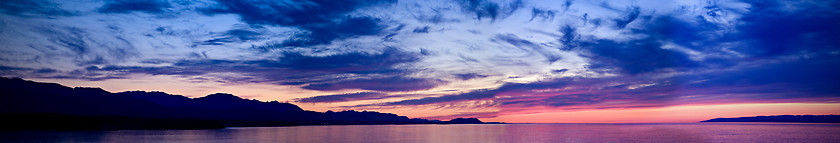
(0, 77), (485, 131)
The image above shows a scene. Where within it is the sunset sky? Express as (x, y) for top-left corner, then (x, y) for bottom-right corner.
(1, 0), (839, 123)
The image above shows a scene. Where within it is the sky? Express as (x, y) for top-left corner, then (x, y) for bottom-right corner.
(1, 0), (839, 123)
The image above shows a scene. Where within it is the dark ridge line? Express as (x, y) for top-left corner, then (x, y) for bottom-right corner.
(0, 77), (487, 131)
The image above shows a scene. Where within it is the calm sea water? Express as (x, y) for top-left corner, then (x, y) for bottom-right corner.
(2, 123), (840, 143)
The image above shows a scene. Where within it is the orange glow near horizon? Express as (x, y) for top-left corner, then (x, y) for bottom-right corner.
(24, 77), (840, 123)
(484, 103), (840, 123)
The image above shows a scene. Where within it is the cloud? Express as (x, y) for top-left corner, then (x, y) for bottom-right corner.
(378, 89), (498, 106)
(454, 73), (488, 80)
(683, 58), (840, 97)
(493, 34), (562, 62)
(98, 0), (172, 14)
(515, 60), (840, 109)
(351, 78), (575, 107)
(295, 92), (387, 103)
(0, 66), (129, 81)
(584, 38), (698, 75)
(0, 0), (72, 17)
(269, 47), (419, 74)
(551, 69), (568, 73)
(204, 0), (394, 26)
(196, 29), (265, 46)
(571, 9), (734, 75)
(455, 0), (523, 21)
(366, 54), (840, 109)
(529, 8), (556, 22)
(279, 17), (386, 47)
(54, 48), (434, 92)
(203, 0), (396, 47)
(612, 6), (639, 29)
(730, 0), (840, 58)
(302, 77), (444, 92)
(531, 94), (604, 107)
(14, 25), (139, 66)
(412, 26), (430, 33)
(573, 0), (840, 76)
(124, 0), (840, 107)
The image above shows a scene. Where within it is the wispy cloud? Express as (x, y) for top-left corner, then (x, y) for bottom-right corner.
(0, 0), (72, 17)
(295, 92), (387, 103)
(203, 0), (396, 47)
(98, 0), (172, 14)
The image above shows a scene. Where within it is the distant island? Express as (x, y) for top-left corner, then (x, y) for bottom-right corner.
(701, 115), (840, 123)
(0, 77), (485, 131)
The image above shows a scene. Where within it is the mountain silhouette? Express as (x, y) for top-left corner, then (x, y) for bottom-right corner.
(0, 77), (483, 131)
(446, 118), (485, 124)
(701, 115), (840, 123)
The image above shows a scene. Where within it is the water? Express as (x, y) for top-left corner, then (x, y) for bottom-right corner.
(2, 123), (840, 143)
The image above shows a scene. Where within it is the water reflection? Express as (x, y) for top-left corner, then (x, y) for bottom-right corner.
(2, 123), (839, 143)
